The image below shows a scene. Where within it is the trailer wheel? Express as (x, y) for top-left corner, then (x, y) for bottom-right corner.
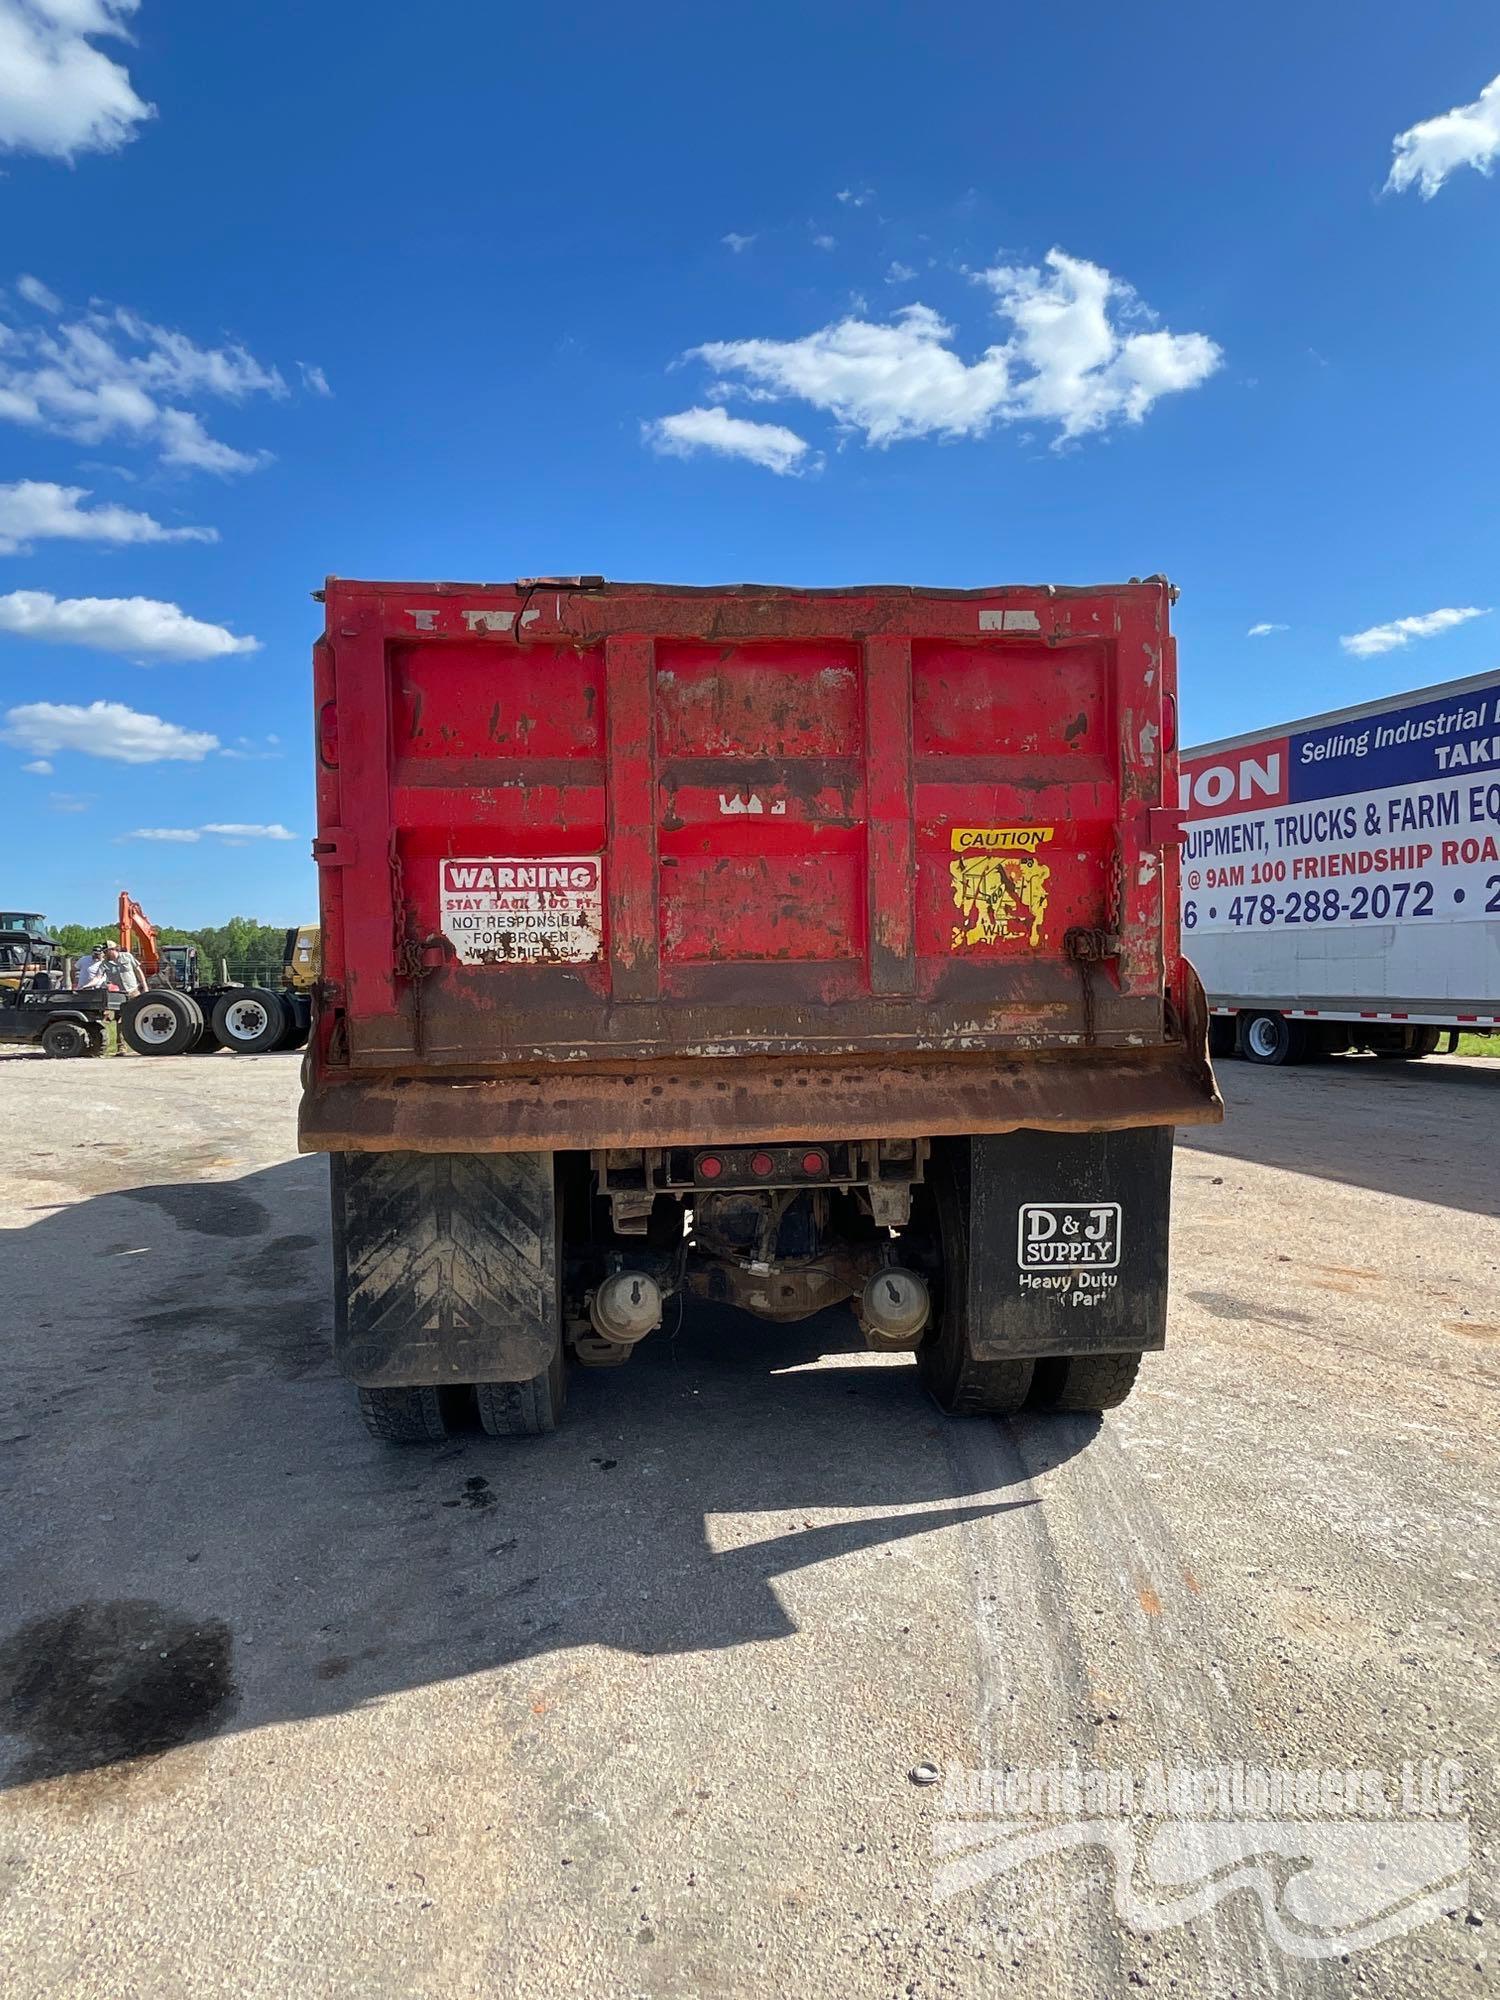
(1030, 1352), (1142, 1413)
(1239, 1011), (1305, 1066)
(917, 1147), (1034, 1417)
(476, 1339), (566, 1438)
(212, 987), (286, 1054)
(1375, 1026), (1442, 1060)
(357, 1385), (450, 1443)
(121, 989), (199, 1056)
(40, 1018), (90, 1059)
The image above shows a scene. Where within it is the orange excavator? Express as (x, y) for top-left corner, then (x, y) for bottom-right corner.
(115, 891), (314, 1057)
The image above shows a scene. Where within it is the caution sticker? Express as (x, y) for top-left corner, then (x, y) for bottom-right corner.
(440, 856), (604, 964)
(949, 827), (1053, 950)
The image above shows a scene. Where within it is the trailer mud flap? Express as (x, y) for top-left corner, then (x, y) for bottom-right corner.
(331, 1150), (559, 1387)
(963, 1128), (1172, 1360)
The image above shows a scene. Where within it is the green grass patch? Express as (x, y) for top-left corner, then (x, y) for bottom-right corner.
(1454, 1032), (1500, 1058)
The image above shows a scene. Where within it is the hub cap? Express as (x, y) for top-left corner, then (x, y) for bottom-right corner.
(135, 1005), (180, 1046)
(1247, 1016), (1281, 1059)
(224, 999), (270, 1041)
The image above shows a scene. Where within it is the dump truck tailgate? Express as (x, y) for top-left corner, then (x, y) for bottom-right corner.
(313, 578), (1187, 1075)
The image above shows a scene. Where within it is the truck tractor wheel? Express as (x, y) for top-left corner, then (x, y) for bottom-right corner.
(40, 1018), (90, 1059)
(917, 1148), (1034, 1418)
(356, 1385), (451, 1443)
(212, 987), (286, 1055)
(121, 989), (199, 1057)
(1239, 1011), (1305, 1066)
(476, 1339), (567, 1438)
(1029, 1352), (1142, 1413)
(275, 999), (310, 1051)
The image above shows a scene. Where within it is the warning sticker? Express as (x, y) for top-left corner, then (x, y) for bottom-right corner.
(950, 826), (1054, 950)
(440, 856), (603, 964)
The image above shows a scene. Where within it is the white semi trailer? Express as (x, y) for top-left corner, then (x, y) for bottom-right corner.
(1180, 670), (1500, 1065)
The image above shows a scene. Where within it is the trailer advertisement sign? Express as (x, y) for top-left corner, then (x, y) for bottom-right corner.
(1180, 683), (1500, 938)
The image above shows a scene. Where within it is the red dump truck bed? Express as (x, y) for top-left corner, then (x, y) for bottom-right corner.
(302, 576), (1216, 1153)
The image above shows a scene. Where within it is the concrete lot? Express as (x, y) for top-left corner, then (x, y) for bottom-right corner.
(0, 1048), (1495, 1997)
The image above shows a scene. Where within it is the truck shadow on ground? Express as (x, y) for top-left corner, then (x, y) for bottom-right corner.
(0, 1155), (1099, 1792)
(1178, 1055), (1500, 1217)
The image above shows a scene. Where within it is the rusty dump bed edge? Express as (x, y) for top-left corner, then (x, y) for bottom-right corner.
(299, 1038), (1222, 1155)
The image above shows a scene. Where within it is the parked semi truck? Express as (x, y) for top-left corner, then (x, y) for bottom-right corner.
(300, 575), (1221, 1443)
(116, 892), (318, 1056)
(1181, 670), (1500, 1065)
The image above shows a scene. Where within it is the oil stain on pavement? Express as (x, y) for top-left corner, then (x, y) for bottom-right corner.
(0, 1599), (238, 1785)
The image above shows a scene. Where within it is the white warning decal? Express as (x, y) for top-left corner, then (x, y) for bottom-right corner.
(1017, 1202), (1121, 1271)
(440, 856), (603, 964)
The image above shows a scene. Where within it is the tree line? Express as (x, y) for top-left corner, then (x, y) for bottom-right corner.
(44, 916), (294, 986)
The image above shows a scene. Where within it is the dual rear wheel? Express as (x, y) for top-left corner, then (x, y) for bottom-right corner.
(358, 1342), (567, 1444)
(915, 1148), (1143, 1418)
(120, 985), (309, 1056)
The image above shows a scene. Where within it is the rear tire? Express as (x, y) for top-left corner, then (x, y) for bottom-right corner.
(917, 1145), (1034, 1417)
(1239, 1011), (1305, 1066)
(275, 998), (310, 1051)
(1030, 1352), (1142, 1412)
(357, 1385), (450, 1443)
(212, 987), (286, 1054)
(40, 1018), (90, 1058)
(477, 1339), (566, 1437)
(121, 989), (199, 1056)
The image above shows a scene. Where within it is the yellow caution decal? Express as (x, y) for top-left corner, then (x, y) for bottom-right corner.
(949, 827), (1053, 950)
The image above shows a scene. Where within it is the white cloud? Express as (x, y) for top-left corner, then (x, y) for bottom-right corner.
(21, 756), (51, 773)
(2, 699), (219, 763)
(976, 251), (1223, 440)
(298, 360), (332, 396)
(886, 261), (917, 284)
(126, 821), (295, 843)
(49, 790), (90, 811)
(835, 187), (873, 207)
(0, 479), (216, 552)
(16, 272), (62, 312)
(721, 232), (756, 254)
(0, 589), (259, 659)
(811, 232), (836, 251)
(1247, 622), (1288, 637)
(1387, 73), (1500, 199)
(643, 405), (814, 477)
(156, 407), (270, 475)
(677, 248), (1221, 451)
(1340, 606), (1490, 658)
(0, 0), (153, 161)
(201, 822), (295, 840)
(0, 294), (286, 475)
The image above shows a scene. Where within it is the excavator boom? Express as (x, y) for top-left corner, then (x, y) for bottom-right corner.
(118, 891), (162, 976)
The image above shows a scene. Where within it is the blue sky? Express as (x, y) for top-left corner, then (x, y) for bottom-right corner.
(2, 0), (1498, 924)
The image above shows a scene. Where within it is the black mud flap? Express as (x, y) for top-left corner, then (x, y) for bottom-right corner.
(962, 1128), (1172, 1359)
(331, 1151), (559, 1387)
